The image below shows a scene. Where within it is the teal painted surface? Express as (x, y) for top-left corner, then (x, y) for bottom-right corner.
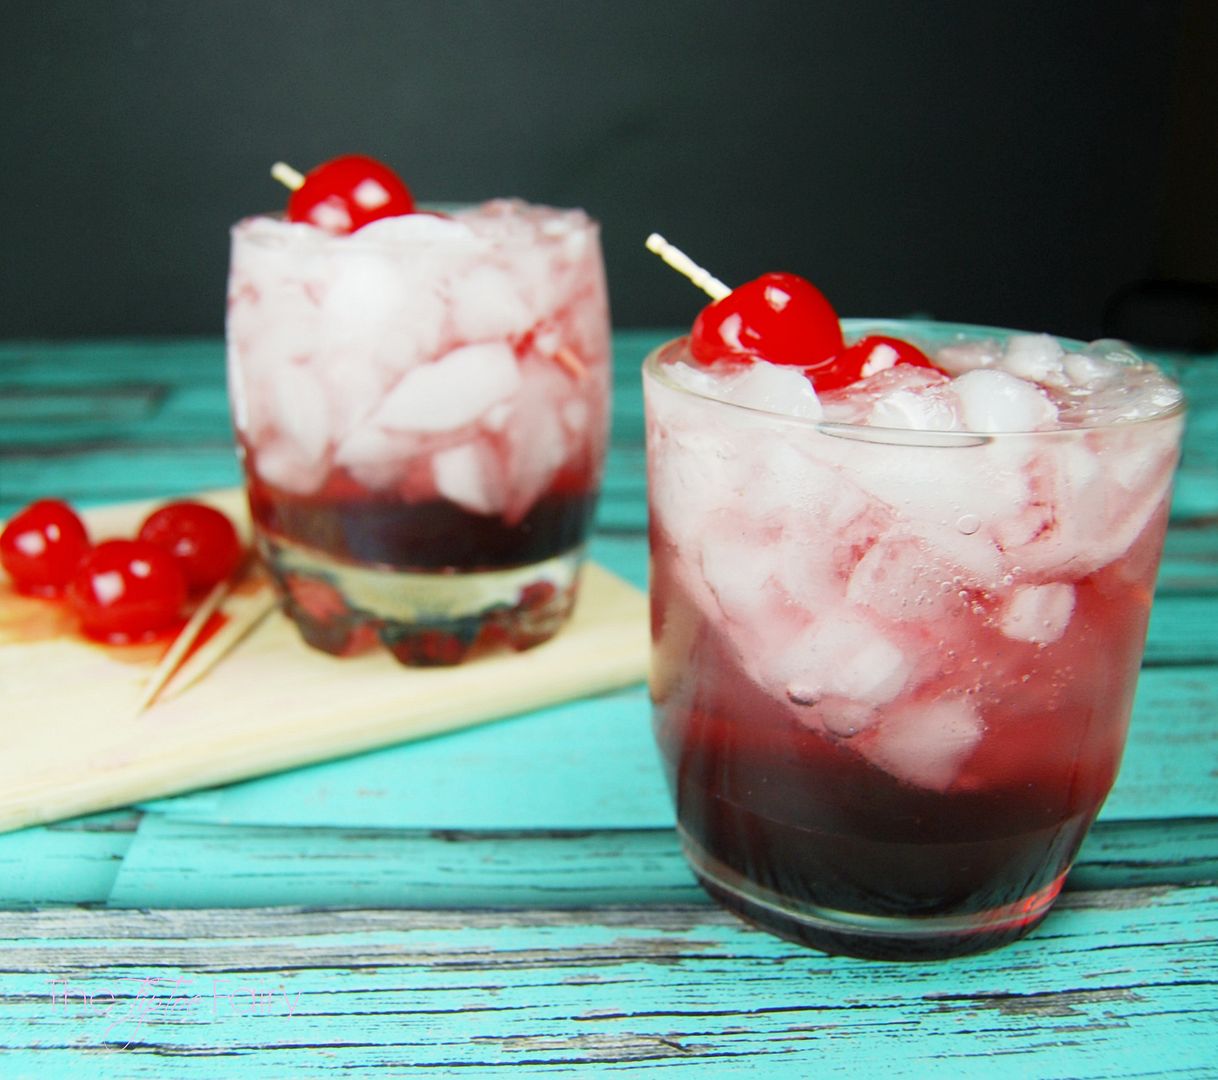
(0, 813), (137, 908)
(102, 815), (1218, 911)
(0, 898), (1215, 1076)
(138, 686), (669, 831)
(1, 334), (1216, 1073)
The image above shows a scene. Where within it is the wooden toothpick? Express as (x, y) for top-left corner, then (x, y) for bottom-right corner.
(645, 233), (731, 301)
(270, 161), (306, 191)
(133, 560), (275, 715)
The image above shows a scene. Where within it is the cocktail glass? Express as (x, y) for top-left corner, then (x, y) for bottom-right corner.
(226, 201), (611, 665)
(643, 321), (1184, 958)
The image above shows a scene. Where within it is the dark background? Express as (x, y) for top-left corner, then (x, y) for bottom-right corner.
(2, 0), (1215, 344)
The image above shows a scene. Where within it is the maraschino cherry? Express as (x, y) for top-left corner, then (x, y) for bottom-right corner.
(692, 272), (843, 368)
(272, 155), (415, 234)
(647, 234), (841, 369)
(0, 499), (91, 598)
(646, 233), (941, 390)
(138, 501), (243, 594)
(67, 539), (188, 644)
(810, 334), (936, 393)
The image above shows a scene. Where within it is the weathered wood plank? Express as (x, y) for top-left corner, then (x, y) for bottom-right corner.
(0, 813), (138, 908)
(0, 894), (1214, 1076)
(100, 814), (1218, 911)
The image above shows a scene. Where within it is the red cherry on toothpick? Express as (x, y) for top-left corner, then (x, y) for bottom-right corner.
(279, 155), (415, 234)
(137, 501), (243, 594)
(0, 499), (91, 598)
(690, 272), (844, 368)
(808, 334), (937, 392)
(67, 540), (188, 644)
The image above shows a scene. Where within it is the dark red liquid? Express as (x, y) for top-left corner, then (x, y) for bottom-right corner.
(240, 454), (599, 664)
(650, 510), (1164, 958)
(244, 459), (598, 572)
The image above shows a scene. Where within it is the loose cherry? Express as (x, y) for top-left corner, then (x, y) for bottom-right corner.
(137, 501), (243, 593)
(808, 334), (939, 392)
(67, 540), (188, 644)
(690, 272), (844, 368)
(0, 499), (91, 598)
(276, 155), (415, 234)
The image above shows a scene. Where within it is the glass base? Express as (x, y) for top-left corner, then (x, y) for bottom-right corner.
(259, 533), (583, 666)
(680, 828), (1065, 961)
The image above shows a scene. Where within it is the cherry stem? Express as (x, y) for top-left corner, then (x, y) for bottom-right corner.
(270, 161), (306, 191)
(645, 233), (731, 301)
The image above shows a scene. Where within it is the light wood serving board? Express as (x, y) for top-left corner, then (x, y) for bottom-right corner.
(0, 490), (649, 833)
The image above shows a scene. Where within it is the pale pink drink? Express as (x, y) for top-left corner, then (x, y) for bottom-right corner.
(227, 201), (611, 664)
(645, 322), (1183, 958)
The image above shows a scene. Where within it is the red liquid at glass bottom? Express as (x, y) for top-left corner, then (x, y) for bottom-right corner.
(649, 529), (1158, 960)
(244, 465), (598, 666)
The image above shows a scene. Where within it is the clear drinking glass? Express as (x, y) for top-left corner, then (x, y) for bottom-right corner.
(226, 201), (611, 665)
(643, 321), (1184, 959)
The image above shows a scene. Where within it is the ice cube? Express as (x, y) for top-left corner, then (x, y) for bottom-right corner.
(1001, 334), (1067, 387)
(662, 359), (736, 400)
(661, 359), (823, 421)
(817, 700), (882, 738)
(432, 441), (506, 516)
(933, 339), (1001, 375)
(737, 438), (834, 524)
(954, 369), (1058, 432)
(699, 524), (776, 625)
(354, 211), (478, 246)
(319, 350), (394, 443)
(268, 362), (331, 469)
(812, 429), (1031, 550)
(447, 264), (535, 342)
(253, 436), (330, 495)
(374, 343), (522, 433)
(333, 425), (414, 491)
(1000, 583), (1075, 644)
(858, 699), (983, 792)
(319, 252), (411, 337)
(502, 396), (567, 524)
(869, 386), (962, 430)
(718, 361), (823, 420)
(646, 381), (753, 548)
(771, 611), (912, 707)
(1062, 350), (1124, 389)
(846, 524), (1000, 622)
(820, 364), (948, 425)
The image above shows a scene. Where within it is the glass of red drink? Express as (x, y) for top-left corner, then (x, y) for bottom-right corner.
(226, 201), (611, 665)
(644, 321), (1184, 958)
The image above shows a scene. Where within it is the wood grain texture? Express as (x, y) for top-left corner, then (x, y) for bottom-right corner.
(101, 816), (1218, 910)
(0, 897), (1215, 1076)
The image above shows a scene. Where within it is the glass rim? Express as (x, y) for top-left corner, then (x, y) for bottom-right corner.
(229, 202), (602, 252)
(642, 321), (1186, 445)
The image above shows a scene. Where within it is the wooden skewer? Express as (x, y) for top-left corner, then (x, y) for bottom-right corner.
(132, 561), (274, 715)
(271, 161), (306, 191)
(134, 579), (235, 715)
(553, 346), (587, 380)
(645, 233), (731, 301)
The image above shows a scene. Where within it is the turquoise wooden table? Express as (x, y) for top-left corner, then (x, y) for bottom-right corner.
(1, 332), (1216, 1077)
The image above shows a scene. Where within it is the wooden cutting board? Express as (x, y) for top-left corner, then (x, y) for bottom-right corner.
(0, 490), (649, 833)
